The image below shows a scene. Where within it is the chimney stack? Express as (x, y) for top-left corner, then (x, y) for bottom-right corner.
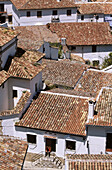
(88, 99), (95, 120)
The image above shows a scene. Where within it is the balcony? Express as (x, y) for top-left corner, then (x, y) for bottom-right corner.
(51, 15), (60, 23)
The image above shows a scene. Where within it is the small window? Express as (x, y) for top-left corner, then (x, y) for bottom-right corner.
(92, 45), (96, 52)
(110, 15), (112, 17)
(106, 133), (112, 152)
(95, 15), (99, 20)
(0, 4), (4, 12)
(27, 11), (30, 17)
(81, 15), (84, 20)
(27, 134), (36, 144)
(37, 11), (42, 18)
(13, 90), (17, 98)
(52, 10), (57, 16)
(66, 140), (76, 150)
(35, 83), (37, 92)
(43, 46), (45, 53)
(69, 46), (76, 51)
(67, 10), (71, 16)
(8, 16), (12, 23)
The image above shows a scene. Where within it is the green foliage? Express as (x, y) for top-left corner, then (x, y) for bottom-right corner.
(102, 53), (112, 69)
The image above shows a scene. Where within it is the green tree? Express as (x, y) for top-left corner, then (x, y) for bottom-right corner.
(102, 53), (112, 69)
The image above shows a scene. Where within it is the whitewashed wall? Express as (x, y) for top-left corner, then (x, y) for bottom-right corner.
(77, 14), (104, 22)
(16, 8), (77, 26)
(71, 45), (112, 65)
(87, 125), (112, 154)
(0, 81), (9, 112)
(1, 37), (17, 69)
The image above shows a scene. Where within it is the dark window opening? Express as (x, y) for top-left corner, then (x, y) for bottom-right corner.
(27, 11), (30, 17)
(37, 11), (42, 18)
(0, 4), (4, 12)
(13, 90), (17, 98)
(8, 15), (12, 23)
(92, 45), (96, 52)
(27, 134), (36, 144)
(67, 10), (71, 16)
(95, 15), (99, 20)
(46, 138), (56, 152)
(69, 46), (76, 51)
(66, 140), (76, 150)
(43, 46), (45, 53)
(81, 15), (84, 20)
(52, 10), (57, 16)
(94, 110), (98, 115)
(0, 16), (6, 23)
(35, 83), (37, 92)
(110, 15), (112, 17)
(106, 133), (112, 152)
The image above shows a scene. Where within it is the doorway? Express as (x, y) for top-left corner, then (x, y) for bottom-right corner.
(46, 138), (56, 152)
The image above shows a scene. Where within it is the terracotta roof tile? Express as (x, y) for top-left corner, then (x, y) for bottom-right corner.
(48, 22), (112, 46)
(16, 92), (88, 136)
(42, 59), (89, 88)
(75, 70), (112, 98)
(0, 70), (10, 86)
(15, 25), (59, 50)
(87, 88), (112, 126)
(11, 0), (77, 10)
(0, 135), (28, 169)
(0, 91), (31, 116)
(0, 27), (17, 47)
(67, 154), (112, 169)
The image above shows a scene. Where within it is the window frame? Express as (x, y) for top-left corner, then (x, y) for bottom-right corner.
(66, 140), (76, 150)
(37, 11), (42, 18)
(27, 134), (36, 144)
(92, 45), (97, 53)
(81, 15), (84, 20)
(67, 9), (71, 16)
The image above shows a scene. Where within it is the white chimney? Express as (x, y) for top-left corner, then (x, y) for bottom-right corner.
(88, 99), (95, 119)
(61, 38), (66, 46)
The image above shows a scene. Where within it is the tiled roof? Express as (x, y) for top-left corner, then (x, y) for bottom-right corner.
(8, 55), (44, 80)
(87, 88), (112, 127)
(0, 91), (31, 116)
(70, 54), (85, 63)
(0, 27), (17, 47)
(77, 3), (104, 14)
(11, 0), (77, 10)
(102, 3), (112, 14)
(48, 22), (112, 46)
(15, 25), (59, 50)
(74, 69), (112, 98)
(67, 154), (112, 170)
(0, 135), (28, 169)
(42, 59), (89, 88)
(0, 70), (10, 86)
(16, 92), (88, 136)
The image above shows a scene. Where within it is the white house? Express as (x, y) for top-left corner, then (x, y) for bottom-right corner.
(0, 26), (17, 70)
(48, 22), (112, 66)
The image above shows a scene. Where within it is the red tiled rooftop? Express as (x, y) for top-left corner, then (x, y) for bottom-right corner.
(16, 92), (88, 136)
(48, 22), (112, 46)
(42, 59), (89, 88)
(0, 135), (28, 169)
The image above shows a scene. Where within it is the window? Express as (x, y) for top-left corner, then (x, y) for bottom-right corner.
(27, 11), (30, 17)
(37, 11), (42, 18)
(67, 10), (71, 16)
(27, 134), (36, 144)
(8, 15), (12, 23)
(52, 10), (57, 16)
(13, 90), (17, 98)
(81, 15), (84, 20)
(0, 4), (4, 12)
(35, 83), (37, 92)
(66, 140), (76, 150)
(92, 45), (96, 52)
(110, 15), (112, 17)
(43, 46), (45, 53)
(69, 46), (76, 51)
(95, 15), (99, 20)
(2, 83), (4, 89)
(106, 133), (112, 152)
